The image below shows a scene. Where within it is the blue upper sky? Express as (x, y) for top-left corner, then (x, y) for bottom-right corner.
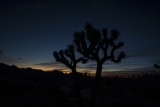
(0, 0), (160, 76)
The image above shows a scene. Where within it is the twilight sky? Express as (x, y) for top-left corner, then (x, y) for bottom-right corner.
(0, 0), (160, 76)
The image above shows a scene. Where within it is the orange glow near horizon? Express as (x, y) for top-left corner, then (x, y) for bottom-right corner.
(17, 64), (133, 76)
(18, 65), (56, 71)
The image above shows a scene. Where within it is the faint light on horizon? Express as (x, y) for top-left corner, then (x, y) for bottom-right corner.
(62, 71), (70, 74)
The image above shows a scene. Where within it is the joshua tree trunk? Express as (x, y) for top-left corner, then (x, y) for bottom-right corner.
(89, 62), (102, 107)
(72, 68), (84, 107)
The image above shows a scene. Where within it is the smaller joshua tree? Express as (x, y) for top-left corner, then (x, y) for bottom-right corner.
(53, 44), (87, 106)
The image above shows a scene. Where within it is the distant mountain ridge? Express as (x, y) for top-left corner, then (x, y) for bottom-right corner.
(0, 62), (62, 72)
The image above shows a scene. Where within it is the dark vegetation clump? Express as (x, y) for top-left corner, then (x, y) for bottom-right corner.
(1, 63), (160, 107)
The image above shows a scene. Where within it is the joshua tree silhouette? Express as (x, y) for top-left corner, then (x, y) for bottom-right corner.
(73, 23), (126, 107)
(53, 44), (87, 106)
(53, 23), (126, 107)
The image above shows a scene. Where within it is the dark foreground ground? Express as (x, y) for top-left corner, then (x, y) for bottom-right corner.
(0, 63), (160, 107)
